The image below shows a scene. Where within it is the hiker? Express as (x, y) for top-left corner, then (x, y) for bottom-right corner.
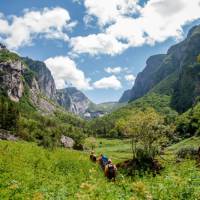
(90, 151), (97, 162)
(97, 154), (108, 170)
(104, 159), (117, 181)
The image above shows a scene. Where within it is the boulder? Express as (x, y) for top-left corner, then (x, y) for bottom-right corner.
(60, 135), (75, 148)
(0, 129), (18, 141)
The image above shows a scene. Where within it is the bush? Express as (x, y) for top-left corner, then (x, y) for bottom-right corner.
(177, 147), (198, 159)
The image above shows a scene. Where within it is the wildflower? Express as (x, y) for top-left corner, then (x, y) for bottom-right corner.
(80, 182), (93, 191)
(32, 192), (44, 200)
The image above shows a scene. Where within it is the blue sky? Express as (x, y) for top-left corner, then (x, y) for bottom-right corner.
(0, 0), (200, 103)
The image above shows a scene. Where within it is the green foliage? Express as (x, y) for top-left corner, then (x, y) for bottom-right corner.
(176, 102), (200, 137)
(0, 76), (87, 149)
(17, 110), (87, 148)
(84, 137), (98, 150)
(0, 96), (19, 132)
(151, 71), (178, 96)
(0, 50), (21, 62)
(116, 108), (169, 159)
(171, 63), (200, 112)
(18, 83), (36, 114)
(23, 68), (36, 87)
(88, 93), (178, 138)
(0, 138), (200, 199)
(177, 147), (198, 159)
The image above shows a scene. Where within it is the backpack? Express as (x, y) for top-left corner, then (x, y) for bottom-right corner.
(108, 164), (115, 179)
(102, 155), (108, 165)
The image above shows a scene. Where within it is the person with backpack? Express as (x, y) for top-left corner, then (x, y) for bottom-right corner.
(104, 159), (117, 181)
(97, 154), (109, 170)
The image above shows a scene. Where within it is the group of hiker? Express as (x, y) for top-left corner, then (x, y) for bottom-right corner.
(90, 151), (117, 181)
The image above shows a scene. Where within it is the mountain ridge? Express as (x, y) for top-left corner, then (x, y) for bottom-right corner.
(119, 24), (200, 112)
(0, 46), (115, 117)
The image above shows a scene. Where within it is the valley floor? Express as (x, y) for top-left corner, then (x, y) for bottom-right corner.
(0, 137), (200, 200)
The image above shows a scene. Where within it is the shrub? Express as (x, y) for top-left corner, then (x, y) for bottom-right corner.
(177, 147), (198, 159)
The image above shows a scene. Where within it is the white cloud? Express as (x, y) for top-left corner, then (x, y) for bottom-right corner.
(70, 0), (200, 56)
(125, 74), (136, 83)
(0, 7), (76, 49)
(104, 66), (122, 74)
(93, 75), (122, 90)
(44, 56), (91, 90)
(84, 0), (140, 27)
(70, 33), (128, 56)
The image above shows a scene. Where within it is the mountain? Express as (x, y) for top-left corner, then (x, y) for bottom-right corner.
(119, 25), (200, 112)
(15, 54), (93, 115)
(0, 46), (60, 113)
(119, 89), (132, 103)
(56, 87), (93, 115)
(23, 57), (57, 101)
(0, 45), (114, 117)
(0, 48), (24, 102)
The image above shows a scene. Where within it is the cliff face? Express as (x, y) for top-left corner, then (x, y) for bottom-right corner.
(119, 25), (200, 112)
(56, 87), (92, 115)
(0, 46), (58, 113)
(119, 89), (131, 103)
(170, 25), (200, 112)
(0, 48), (24, 102)
(23, 57), (57, 101)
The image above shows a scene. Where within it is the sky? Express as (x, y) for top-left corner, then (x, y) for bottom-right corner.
(0, 0), (200, 103)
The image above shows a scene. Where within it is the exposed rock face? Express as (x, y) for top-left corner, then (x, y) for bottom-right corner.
(23, 57), (57, 101)
(0, 129), (18, 141)
(129, 54), (167, 101)
(28, 76), (57, 113)
(119, 89), (131, 103)
(0, 58), (24, 102)
(119, 24), (200, 112)
(56, 87), (92, 115)
(60, 135), (75, 148)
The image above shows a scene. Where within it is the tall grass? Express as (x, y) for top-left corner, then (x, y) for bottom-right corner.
(0, 139), (200, 199)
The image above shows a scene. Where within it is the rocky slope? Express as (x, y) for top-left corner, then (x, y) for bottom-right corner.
(119, 89), (132, 103)
(23, 57), (57, 101)
(0, 48), (24, 102)
(56, 87), (93, 115)
(119, 25), (200, 112)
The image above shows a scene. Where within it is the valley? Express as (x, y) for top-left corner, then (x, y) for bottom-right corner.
(0, 22), (200, 200)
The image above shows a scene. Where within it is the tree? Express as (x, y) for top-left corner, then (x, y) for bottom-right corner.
(85, 137), (97, 150)
(0, 97), (19, 132)
(116, 108), (169, 159)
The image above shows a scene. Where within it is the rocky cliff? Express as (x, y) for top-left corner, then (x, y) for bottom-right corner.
(0, 47), (24, 102)
(23, 57), (57, 101)
(119, 89), (131, 103)
(56, 87), (93, 115)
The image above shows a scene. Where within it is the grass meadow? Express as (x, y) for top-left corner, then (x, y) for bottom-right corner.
(0, 137), (200, 199)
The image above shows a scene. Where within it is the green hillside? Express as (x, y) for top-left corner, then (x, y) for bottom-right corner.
(88, 93), (178, 137)
(0, 138), (199, 200)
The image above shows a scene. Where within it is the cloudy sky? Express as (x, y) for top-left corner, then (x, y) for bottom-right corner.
(0, 0), (200, 103)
